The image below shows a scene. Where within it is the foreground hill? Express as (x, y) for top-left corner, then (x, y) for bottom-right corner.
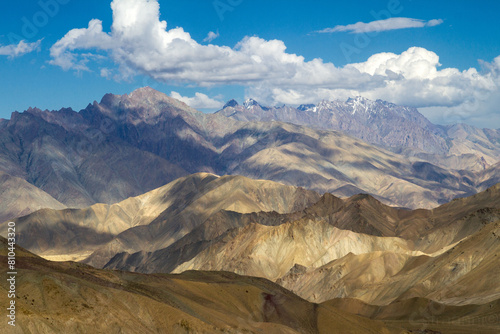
(324, 297), (500, 334)
(1, 237), (498, 333)
(0, 87), (496, 209)
(0, 236), (401, 334)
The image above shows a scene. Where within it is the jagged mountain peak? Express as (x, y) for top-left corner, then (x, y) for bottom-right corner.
(128, 86), (170, 101)
(216, 94), (457, 156)
(99, 87), (171, 105)
(96, 87), (199, 123)
(243, 98), (261, 108)
(344, 96), (381, 115)
(297, 104), (316, 112)
(23, 106), (78, 119)
(223, 99), (239, 108)
(100, 86), (192, 108)
(131, 86), (161, 94)
(316, 99), (343, 109)
(346, 96), (372, 104)
(25, 106), (45, 114)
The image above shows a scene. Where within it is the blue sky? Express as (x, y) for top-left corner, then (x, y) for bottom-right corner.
(1, 0), (500, 127)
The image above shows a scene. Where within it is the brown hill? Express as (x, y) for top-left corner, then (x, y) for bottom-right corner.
(105, 184), (500, 317)
(324, 297), (500, 334)
(0, 236), (399, 334)
(279, 215), (500, 305)
(107, 183), (500, 277)
(0, 236), (497, 333)
(1, 173), (320, 265)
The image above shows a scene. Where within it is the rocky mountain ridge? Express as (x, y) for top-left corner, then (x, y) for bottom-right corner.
(0, 236), (403, 334)
(0, 87), (498, 212)
(216, 96), (500, 170)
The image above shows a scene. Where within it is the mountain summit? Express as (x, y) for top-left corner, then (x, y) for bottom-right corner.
(217, 96), (445, 152)
(223, 99), (239, 108)
(216, 96), (500, 170)
(97, 86), (197, 124)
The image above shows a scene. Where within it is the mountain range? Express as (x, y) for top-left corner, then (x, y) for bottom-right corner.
(9, 235), (497, 333)
(4, 172), (499, 306)
(1, 173), (319, 264)
(1, 87), (500, 333)
(217, 97), (500, 171)
(1, 87), (499, 212)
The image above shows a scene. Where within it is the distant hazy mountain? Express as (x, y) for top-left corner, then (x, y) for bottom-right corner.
(0, 87), (497, 209)
(216, 97), (500, 171)
(0, 171), (66, 222)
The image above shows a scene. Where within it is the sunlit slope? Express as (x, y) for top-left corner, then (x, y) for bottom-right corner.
(0, 237), (398, 334)
(1, 173), (319, 265)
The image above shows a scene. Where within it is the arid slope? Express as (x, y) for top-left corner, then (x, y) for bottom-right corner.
(0, 236), (399, 334)
(106, 184), (500, 315)
(1, 173), (320, 265)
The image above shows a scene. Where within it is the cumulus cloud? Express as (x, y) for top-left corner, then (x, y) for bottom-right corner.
(170, 91), (223, 109)
(49, 0), (500, 127)
(203, 31), (219, 43)
(345, 48), (498, 108)
(50, 0), (356, 86)
(317, 17), (443, 34)
(49, 19), (113, 71)
(0, 40), (42, 58)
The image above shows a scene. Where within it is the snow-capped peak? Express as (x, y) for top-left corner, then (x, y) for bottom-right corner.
(346, 96), (378, 115)
(244, 98), (260, 109)
(297, 104), (316, 112)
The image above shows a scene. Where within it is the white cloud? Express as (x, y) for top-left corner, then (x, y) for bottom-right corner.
(100, 68), (112, 79)
(49, 19), (113, 71)
(426, 19), (443, 27)
(0, 40), (42, 58)
(170, 91), (223, 109)
(345, 48), (498, 108)
(49, 0), (500, 127)
(203, 31), (219, 43)
(317, 17), (443, 34)
(50, 0), (345, 86)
